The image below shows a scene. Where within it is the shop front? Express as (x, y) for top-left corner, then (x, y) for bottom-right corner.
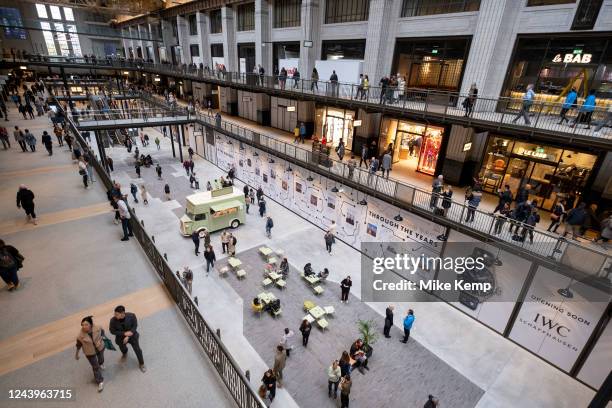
(314, 106), (356, 150)
(391, 37), (471, 92)
(478, 136), (598, 210)
(378, 117), (445, 176)
(502, 33), (612, 110)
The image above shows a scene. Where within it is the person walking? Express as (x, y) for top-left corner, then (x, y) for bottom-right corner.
(367, 157), (379, 185)
(441, 186), (453, 216)
(14, 126), (26, 152)
(336, 139), (345, 161)
(78, 159), (89, 188)
(327, 360), (341, 399)
(340, 276), (352, 303)
(463, 83), (478, 117)
(129, 183), (139, 203)
(300, 318), (312, 347)
(203, 244), (216, 274)
(493, 202), (511, 235)
(200, 228), (211, 249)
(114, 196), (133, 241)
(424, 395), (440, 408)
(0, 239), (24, 291)
(548, 200), (566, 233)
(339, 374), (352, 408)
(109, 305), (146, 373)
(330, 70), (339, 97)
(156, 163), (162, 179)
(464, 187), (482, 223)
(258, 198), (267, 217)
(140, 184), (148, 205)
(400, 309), (415, 343)
(24, 129), (36, 152)
(520, 207), (540, 244)
(570, 89), (597, 129)
(135, 162), (141, 178)
(191, 230), (200, 255)
(261, 369), (277, 403)
(227, 233), (237, 256)
(0, 126), (9, 149)
(273, 345), (286, 388)
(16, 185), (37, 225)
(154, 136), (160, 150)
(164, 183), (171, 200)
(324, 230), (335, 254)
(311, 68), (319, 92)
(383, 305), (394, 338)
(265, 216), (274, 238)
(359, 143), (369, 168)
(280, 327), (295, 357)
(221, 230), (231, 254)
(64, 133), (73, 152)
(41, 131), (53, 155)
(558, 88), (577, 124)
(511, 84), (535, 125)
(381, 151), (392, 178)
(563, 202), (588, 240)
(75, 316), (106, 392)
(182, 266), (193, 295)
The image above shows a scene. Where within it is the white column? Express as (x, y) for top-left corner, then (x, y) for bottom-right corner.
(459, 0), (521, 97)
(362, 0), (397, 81)
(196, 11), (211, 66)
(299, 0), (321, 77)
(221, 6), (238, 71)
(255, 0), (272, 72)
(148, 23), (159, 63)
(176, 15), (191, 63)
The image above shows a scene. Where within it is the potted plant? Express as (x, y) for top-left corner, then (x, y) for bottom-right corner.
(356, 319), (378, 357)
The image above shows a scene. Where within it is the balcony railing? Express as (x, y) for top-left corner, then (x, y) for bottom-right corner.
(12, 55), (611, 142)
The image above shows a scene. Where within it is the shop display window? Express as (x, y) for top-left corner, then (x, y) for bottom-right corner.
(417, 127), (443, 175)
(314, 107), (355, 149)
(479, 135), (597, 210)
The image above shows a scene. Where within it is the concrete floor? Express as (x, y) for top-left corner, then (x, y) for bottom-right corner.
(0, 104), (235, 407)
(105, 123), (600, 408)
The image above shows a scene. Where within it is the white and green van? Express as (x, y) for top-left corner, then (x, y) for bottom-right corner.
(180, 186), (246, 235)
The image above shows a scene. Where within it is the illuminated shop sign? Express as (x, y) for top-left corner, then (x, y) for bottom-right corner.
(552, 53), (592, 64)
(517, 148), (548, 160)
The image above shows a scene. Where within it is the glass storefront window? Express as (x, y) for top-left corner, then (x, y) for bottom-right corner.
(315, 107), (356, 149)
(379, 117), (444, 175)
(392, 37), (471, 92)
(479, 135), (597, 210)
(503, 35), (612, 101)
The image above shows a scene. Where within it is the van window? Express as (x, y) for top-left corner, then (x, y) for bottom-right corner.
(195, 213), (206, 221)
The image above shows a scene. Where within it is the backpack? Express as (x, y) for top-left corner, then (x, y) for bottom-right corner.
(0, 250), (16, 269)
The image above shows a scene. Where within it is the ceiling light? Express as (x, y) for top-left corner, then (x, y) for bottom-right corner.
(331, 186), (339, 193)
(268, 158), (275, 163)
(307, 175), (314, 181)
(359, 198), (368, 206)
(394, 214), (403, 222)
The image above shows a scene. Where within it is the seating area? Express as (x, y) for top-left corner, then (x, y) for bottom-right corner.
(303, 301), (334, 331)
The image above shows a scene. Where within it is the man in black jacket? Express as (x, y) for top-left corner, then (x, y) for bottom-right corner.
(109, 305), (146, 372)
(16, 185), (37, 225)
(383, 305), (394, 338)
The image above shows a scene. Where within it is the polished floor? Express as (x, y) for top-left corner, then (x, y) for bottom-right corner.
(0, 108), (234, 408)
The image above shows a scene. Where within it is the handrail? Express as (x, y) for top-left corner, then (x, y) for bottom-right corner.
(140, 92), (611, 278)
(11, 55), (611, 142)
(53, 98), (266, 408)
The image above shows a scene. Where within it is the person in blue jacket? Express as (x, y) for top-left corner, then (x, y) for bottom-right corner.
(570, 89), (596, 129)
(558, 88), (577, 125)
(400, 309), (415, 343)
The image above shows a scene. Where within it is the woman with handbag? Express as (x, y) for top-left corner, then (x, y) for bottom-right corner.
(75, 316), (110, 392)
(547, 200), (566, 233)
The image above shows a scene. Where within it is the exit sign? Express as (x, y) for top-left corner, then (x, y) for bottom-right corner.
(431, 49), (438, 54)
(573, 49), (583, 54)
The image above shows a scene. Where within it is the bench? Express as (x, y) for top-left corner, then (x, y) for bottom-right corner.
(219, 266), (229, 277)
(262, 278), (273, 287)
(275, 279), (286, 290)
(236, 269), (246, 279)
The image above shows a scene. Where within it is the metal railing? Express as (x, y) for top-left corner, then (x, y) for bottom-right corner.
(8, 56), (612, 141)
(400, 0), (481, 17)
(55, 99), (266, 408)
(140, 92), (611, 278)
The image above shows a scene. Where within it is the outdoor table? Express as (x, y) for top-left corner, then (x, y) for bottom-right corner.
(228, 257), (242, 269)
(304, 275), (320, 286)
(309, 306), (325, 320)
(269, 272), (281, 281)
(259, 247), (273, 256)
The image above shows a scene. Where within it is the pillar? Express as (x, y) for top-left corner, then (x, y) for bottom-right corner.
(440, 125), (478, 185)
(177, 15), (191, 64)
(299, 0), (321, 77)
(297, 100), (315, 138)
(459, 0), (520, 97)
(221, 6), (238, 71)
(255, 0), (272, 73)
(219, 86), (238, 115)
(362, 0), (398, 81)
(354, 110), (381, 153)
(196, 11), (211, 66)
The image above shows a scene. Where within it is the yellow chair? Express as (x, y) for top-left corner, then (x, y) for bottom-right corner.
(251, 302), (263, 318)
(303, 300), (316, 311)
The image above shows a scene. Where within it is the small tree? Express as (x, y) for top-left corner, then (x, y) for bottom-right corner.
(356, 319), (379, 351)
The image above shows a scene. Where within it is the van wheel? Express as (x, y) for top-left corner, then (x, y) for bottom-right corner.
(230, 219), (240, 229)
